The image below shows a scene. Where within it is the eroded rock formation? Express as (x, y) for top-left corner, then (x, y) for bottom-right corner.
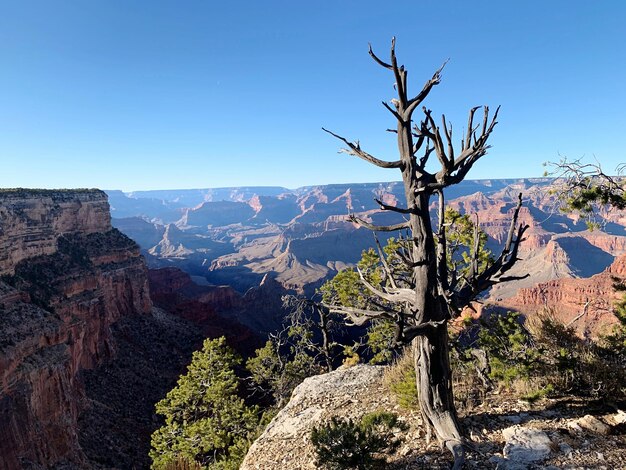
(500, 254), (626, 337)
(0, 190), (151, 469)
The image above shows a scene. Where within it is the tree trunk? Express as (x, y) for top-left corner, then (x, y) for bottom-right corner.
(408, 189), (465, 468)
(414, 329), (464, 469)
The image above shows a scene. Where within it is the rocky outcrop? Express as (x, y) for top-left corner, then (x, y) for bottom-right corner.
(0, 189), (111, 275)
(241, 365), (391, 470)
(0, 190), (151, 469)
(242, 364), (626, 470)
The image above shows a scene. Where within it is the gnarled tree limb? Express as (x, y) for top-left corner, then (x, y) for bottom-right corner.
(348, 214), (410, 232)
(322, 127), (403, 169)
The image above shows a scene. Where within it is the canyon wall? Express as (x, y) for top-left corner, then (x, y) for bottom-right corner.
(0, 190), (152, 469)
(500, 255), (626, 337)
(0, 189), (111, 275)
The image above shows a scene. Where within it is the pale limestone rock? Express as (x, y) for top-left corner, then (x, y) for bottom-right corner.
(576, 414), (612, 435)
(241, 365), (388, 470)
(502, 426), (552, 464)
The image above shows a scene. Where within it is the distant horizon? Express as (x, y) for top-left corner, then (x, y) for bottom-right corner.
(0, 175), (560, 194)
(105, 176), (555, 194)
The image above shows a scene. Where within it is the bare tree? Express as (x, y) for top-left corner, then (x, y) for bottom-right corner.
(282, 295), (342, 373)
(322, 38), (528, 468)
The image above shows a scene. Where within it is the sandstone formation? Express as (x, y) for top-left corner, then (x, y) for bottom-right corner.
(499, 254), (626, 337)
(0, 189), (111, 275)
(0, 190), (151, 469)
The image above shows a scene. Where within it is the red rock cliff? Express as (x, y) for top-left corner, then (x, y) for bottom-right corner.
(0, 189), (151, 470)
(0, 189), (111, 275)
(500, 255), (626, 337)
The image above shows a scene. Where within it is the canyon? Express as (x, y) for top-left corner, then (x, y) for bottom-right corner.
(109, 179), (626, 331)
(105, 178), (626, 353)
(0, 190), (253, 469)
(3, 179), (626, 469)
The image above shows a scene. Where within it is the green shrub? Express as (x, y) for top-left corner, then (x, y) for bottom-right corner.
(520, 384), (554, 403)
(384, 351), (418, 410)
(311, 411), (408, 470)
(530, 311), (626, 399)
(365, 319), (397, 365)
(478, 311), (542, 386)
(150, 337), (259, 470)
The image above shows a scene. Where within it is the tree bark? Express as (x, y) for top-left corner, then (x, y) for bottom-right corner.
(414, 330), (465, 468)
(408, 190), (465, 468)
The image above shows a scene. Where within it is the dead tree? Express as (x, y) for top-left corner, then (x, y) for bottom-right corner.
(322, 38), (528, 469)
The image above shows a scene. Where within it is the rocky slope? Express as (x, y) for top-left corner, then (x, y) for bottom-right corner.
(147, 267), (262, 355)
(148, 266), (290, 335)
(0, 189), (111, 275)
(0, 189), (153, 469)
(0, 189), (265, 469)
(242, 365), (626, 469)
(499, 254), (626, 337)
(77, 308), (203, 469)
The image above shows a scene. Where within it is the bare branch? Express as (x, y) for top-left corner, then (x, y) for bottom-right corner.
(453, 193), (529, 308)
(375, 198), (414, 214)
(322, 127), (403, 169)
(462, 107), (480, 151)
(373, 233), (398, 289)
(348, 214), (410, 232)
(323, 303), (394, 326)
(368, 42), (393, 69)
(382, 100), (403, 122)
(434, 189), (449, 288)
(422, 108), (449, 169)
(405, 60), (448, 118)
(357, 266), (415, 304)
(431, 105), (500, 188)
(442, 115), (454, 162)
(388, 37), (407, 106)
(418, 142), (435, 169)
(403, 319), (447, 342)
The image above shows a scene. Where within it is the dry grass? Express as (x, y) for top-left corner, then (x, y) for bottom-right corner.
(163, 456), (202, 470)
(383, 348), (419, 410)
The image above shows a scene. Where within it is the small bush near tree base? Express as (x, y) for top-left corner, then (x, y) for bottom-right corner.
(311, 411), (408, 470)
(383, 351), (419, 410)
(528, 310), (626, 400)
(477, 311), (543, 386)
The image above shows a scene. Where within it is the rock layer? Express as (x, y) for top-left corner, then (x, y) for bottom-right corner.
(500, 254), (626, 337)
(0, 189), (111, 275)
(0, 190), (151, 469)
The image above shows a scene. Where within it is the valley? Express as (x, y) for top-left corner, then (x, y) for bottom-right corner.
(109, 178), (626, 336)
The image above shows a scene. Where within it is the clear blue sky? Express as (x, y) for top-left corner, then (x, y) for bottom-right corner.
(1, 1), (625, 191)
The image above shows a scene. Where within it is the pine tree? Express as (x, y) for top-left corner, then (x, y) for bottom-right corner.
(150, 337), (258, 470)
